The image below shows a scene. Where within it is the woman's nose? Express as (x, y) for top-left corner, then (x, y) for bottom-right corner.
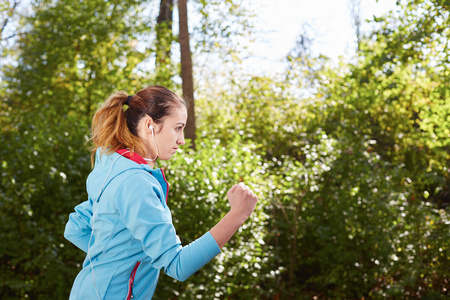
(178, 133), (185, 145)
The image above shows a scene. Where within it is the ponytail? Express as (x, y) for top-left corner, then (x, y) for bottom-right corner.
(89, 91), (144, 165)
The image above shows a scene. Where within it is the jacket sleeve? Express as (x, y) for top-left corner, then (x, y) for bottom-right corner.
(115, 174), (221, 282)
(64, 199), (93, 253)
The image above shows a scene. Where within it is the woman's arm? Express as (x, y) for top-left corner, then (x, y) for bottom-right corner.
(64, 199), (93, 253)
(115, 175), (257, 281)
(209, 182), (258, 248)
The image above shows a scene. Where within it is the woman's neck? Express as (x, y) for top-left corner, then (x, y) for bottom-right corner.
(136, 150), (157, 168)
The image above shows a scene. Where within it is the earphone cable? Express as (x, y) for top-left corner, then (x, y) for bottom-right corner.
(144, 128), (158, 162)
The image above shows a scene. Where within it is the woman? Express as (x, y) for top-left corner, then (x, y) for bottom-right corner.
(64, 86), (258, 299)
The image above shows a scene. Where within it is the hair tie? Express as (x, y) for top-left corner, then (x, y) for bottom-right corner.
(123, 95), (133, 112)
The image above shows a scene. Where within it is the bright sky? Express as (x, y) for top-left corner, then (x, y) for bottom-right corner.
(246, 0), (398, 74)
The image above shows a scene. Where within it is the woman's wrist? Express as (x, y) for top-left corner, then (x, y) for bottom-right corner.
(227, 209), (249, 226)
(209, 210), (247, 249)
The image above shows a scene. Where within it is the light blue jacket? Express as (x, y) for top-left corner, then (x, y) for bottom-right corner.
(64, 149), (221, 299)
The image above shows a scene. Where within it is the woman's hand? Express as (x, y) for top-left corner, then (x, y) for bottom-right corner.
(209, 182), (258, 249)
(227, 182), (258, 224)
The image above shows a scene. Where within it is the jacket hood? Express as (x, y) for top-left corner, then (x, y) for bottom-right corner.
(87, 148), (168, 204)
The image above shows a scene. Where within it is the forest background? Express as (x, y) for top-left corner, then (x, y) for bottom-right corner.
(0, 0), (449, 299)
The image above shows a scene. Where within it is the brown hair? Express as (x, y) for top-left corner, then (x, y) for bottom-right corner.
(90, 85), (187, 164)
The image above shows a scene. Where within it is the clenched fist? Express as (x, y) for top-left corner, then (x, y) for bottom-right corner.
(227, 182), (258, 222)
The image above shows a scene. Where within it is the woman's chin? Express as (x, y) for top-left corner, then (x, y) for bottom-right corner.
(157, 154), (172, 161)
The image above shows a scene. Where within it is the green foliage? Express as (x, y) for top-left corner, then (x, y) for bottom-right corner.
(196, 75), (314, 161)
(278, 135), (448, 298)
(193, 0), (254, 62)
(281, 0), (450, 297)
(317, 0), (450, 206)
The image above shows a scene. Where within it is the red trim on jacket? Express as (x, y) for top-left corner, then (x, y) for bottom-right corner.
(160, 168), (169, 205)
(117, 149), (147, 165)
(126, 261), (141, 300)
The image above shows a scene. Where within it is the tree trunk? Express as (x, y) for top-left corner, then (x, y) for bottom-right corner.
(178, 0), (196, 147)
(155, 0), (174, 87)
(348, 0), (362, 51)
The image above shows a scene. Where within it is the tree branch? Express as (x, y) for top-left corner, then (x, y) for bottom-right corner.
(0, 1), (20, 41)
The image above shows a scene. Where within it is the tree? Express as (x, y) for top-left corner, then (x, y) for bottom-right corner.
(0, 1), (18, 40)
(156, 0), (255, 147)
(348, 0), (362, 50)
(301, 0), (450, 296)
(178, 0), (196, 146)
(155, 0), (175, 88)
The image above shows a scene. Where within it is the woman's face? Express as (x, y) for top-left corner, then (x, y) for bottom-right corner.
(139, 105), (187, 164)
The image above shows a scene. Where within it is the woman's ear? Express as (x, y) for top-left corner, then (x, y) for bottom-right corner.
(136, 116), (154, 137)
(143, 116), (155, 130)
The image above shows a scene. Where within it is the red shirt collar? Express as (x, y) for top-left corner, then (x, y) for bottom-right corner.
(117, 149), (148, 165)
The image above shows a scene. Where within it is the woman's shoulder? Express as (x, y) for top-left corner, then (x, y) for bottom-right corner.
(117, 168), (161, 190)
(114, 169), (167, 208)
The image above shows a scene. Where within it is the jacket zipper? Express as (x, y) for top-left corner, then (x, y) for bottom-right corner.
(125, 261), (141, 300)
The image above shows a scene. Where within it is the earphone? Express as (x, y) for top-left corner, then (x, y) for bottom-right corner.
(144, 124), (158, 162)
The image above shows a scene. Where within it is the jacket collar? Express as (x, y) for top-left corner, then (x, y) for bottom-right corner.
(117, 149), (148, 165)
(116, 149), (169, 204)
